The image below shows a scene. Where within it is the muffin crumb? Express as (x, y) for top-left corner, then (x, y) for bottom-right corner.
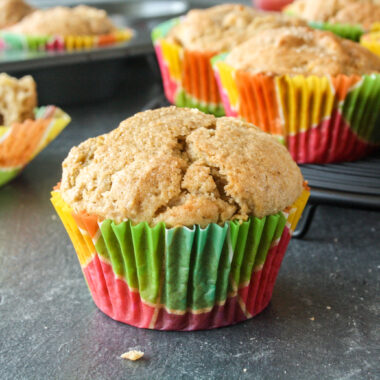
(120, 350), (144, 361)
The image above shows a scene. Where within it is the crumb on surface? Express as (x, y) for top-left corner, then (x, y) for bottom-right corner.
(309, 317), (315, 321)
(120, 350), (144, 361)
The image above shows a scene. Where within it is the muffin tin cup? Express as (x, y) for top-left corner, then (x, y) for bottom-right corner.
(51, 187), (309, 331)
(152, 18), (225, 116)
(0, 29), (133, 51)
(0, 106), (71, 187)
(361, 31), (380, 57)
(212, 55), (380, 164)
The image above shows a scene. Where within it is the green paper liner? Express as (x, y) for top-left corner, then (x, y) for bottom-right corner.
(308, 21), (364, 41)
(51, 188), (309, 330)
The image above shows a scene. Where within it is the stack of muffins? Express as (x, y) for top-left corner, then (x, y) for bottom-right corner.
(49, 3), (379, 331)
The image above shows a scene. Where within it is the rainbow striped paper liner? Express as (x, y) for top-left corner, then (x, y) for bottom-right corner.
(51, 187), (309, 331)
(0, 28), (133, 51)
(0, 106), (71, 187)
(361, 31), (380, 57)
(152, 18), (225, 116)
(212, 55), (380, 164)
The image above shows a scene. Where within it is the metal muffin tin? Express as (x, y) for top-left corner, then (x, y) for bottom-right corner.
(0, 0), (235, 104)
(0, 0), (192, 104)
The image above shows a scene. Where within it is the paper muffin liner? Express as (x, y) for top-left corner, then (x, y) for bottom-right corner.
(307, 21), (365, 41)
(213, 55), (380, 164)
(152, 18), (225, 116)
(0, 106), (71, 187)
(51, 187), (309, 331)
(0, 28), (133, 51)
(361, 31), (380, 57)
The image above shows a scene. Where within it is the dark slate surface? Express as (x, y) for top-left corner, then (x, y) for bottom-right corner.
(1, 57), (379, 380)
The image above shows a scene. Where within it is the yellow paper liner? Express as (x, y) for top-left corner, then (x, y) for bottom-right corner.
(361, 31), (380, 57)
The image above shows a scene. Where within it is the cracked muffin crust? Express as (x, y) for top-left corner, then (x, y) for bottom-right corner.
(286, 0), (380, 29)
(0, 73), (37, 126)
(225, 26), (380, 76)
(167, 3), (306, 52)
(8, 5), (116, 36)
(0, 0), (34, 30)
(60, 107), (303, 227)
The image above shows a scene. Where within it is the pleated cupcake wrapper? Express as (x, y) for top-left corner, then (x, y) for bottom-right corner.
(152, 18), (225, 116)
(284, 8), (374, 41)
(361, 31), (380, 57)
(0, 106), (71, 187)
(307, 21), (365, 41)
(0, 28), (133, 51)
(51, 188), (309, 331)
(308, 21), (380, 42)
(213, 55), (380, 164)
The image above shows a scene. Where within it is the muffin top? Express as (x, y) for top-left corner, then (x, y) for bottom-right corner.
(285, 0), (380, 29)
(0, 0), (34, 29)
(8, 5), (116, 36)
(60, 107), (303, 227)
(225, 26), (380, 76)
(0, 73), (37, 126)
(167, 4), (306, 52)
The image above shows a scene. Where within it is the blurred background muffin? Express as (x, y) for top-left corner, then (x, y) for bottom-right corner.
(285, 0), (380, 40)
(0, 0), (34, 30)
(0, 73), (36, 125)
(152, 3), (306, 116)
(7, 5), (117, 36)
(213, 26), (380, 163)
(0, 73), (70, 187)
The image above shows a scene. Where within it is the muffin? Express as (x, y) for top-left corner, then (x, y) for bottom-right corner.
(51, 106), (309, 331)
(0, 0), (34, 30)
(285, 0), (380, 40)
(1, 5), (133, 51)
(212, 26), (380, 163)
(8, 5), (117, 36)
(152, 4), (306, 116)
(0, 74), (71, 187)
(0, 73), (36, 125)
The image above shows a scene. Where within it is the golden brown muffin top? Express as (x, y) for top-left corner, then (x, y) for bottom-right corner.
(225, 26), (380, 76)
(8, 5), (116, 36)
(0, 73), (37, 126)
(167, 3), (306, 52)
(0, 0), (34, 30)
(60, 107), (303, 227)
(286, 0), (380, 28)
